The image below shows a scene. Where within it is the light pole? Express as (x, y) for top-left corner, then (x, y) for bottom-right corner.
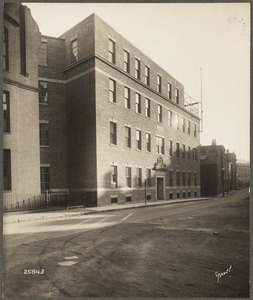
(145, 179), (147, 205)
(222, 167), (225, 197)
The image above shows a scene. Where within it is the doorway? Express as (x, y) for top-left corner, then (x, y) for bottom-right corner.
(157, 177), (164, 200)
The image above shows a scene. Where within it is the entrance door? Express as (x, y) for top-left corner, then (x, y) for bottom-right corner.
(157, 177), (164, 200)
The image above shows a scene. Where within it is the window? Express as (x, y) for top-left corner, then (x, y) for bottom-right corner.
(146, 168), (151, 187)
(111, 165), (118, 187)
(38, 39), (47, 66)
(157, 105), (162, 122)
(124, 50), (130, 72)
(109, 39), (115, 64)
(176, 142), (180, 157)
(188, 146), (191, 159)
(135, 58), (140, 79)
(176, 114), (180, 130)
(145, 65), (150, 85)
(3, 28), (9, 70)
(145, 98), (150, 118)
(135, 93), (141, 114)
(169, 170), (173, 186)
(157, 74), (162, 93)
(187, 120), (190, 134)
(177, 171), (180, 186)
(182, 171), (186, 186)
(168, 82), (172, 99)
(40, 123), (49, 146)
(194, 173), (197, 186)
(39, 81), (48, 104)
(19, 5), (26, 76)
(110, 121), (117, 145)
(126, 196), (132, 202)
(109, 79), (116, 103)
(188, 172), (191, 187)
(4, 149), (11, 190)
(168, 110), (172, 127)
(146, 132), (151, 152)
(137, 167), (142, 187)
(71, 39), (78, 63)
(111, 197), (118, 204)
(126, 166), (131, 187)
(3, 91), (10, 133)
(124, 87), (130, 109)
(125, 126), (131, 148)
(182, 144), (186, 158)
(136, 129), (142, 150)
(175, 88), (179, 104)
(40, 167), (49, 191)
(156, 136), (164, 155)
(169, 140), (173, 156)
(193, 148), (198, 161)
(194, 124), (197, 137)
(182, 117), (185, 132)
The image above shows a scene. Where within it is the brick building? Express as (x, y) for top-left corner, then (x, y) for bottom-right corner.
(3, 5), (201, 208)
(200, 140), (237, 197)
(3, 3), (41, 209)
(237, 162), (250, 187)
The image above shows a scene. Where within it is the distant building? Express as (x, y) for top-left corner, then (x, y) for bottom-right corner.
(3, 4), (201, 208)
(237, 162), (250, 187)
(200, 140), (237, 197)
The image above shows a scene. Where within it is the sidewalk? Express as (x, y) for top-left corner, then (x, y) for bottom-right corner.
(3, 196), (211, 224)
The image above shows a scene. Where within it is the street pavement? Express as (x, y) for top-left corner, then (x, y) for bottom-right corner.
(3, 188), (249, 298)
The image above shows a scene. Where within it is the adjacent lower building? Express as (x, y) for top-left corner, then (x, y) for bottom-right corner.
(200, 140), (237, 197)
(3, 3), (41, 210)
(3, 4), (201, 208)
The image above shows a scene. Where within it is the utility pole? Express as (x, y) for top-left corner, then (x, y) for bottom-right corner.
(200, 67), (203, 132)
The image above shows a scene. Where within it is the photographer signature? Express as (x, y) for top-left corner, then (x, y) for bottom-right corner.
(215, 265), (233, 283)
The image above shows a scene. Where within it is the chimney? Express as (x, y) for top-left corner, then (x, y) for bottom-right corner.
(212, 139), (216, 146)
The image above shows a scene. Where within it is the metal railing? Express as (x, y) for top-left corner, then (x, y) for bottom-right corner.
(3, 193), (46, 212)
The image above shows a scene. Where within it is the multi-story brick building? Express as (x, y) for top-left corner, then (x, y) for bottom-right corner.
(3, 3), (41, 209)
(39, 13), (201, 206)
(3, 5), (201, 208)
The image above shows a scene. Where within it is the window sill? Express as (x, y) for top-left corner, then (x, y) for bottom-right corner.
(40, 145), (50, 148)
(109, 143), (117, 147)
(39, 103), (49, 106)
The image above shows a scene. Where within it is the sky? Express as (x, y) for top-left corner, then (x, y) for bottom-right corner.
(24, 2), (250, 162)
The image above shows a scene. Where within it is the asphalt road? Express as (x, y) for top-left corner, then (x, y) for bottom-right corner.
(3, 189), (249, 298)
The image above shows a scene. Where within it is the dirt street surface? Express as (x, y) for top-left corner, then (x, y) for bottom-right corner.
(3, 189), (249, 298)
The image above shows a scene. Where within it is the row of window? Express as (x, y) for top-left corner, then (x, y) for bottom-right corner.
(111, 164), (198, 188)
(110, 121), (198, 160)
(109, 38), (180, 103)
(39, 164), (198, 192)
(109, 79), (197, 136)
(111, 190), (198, 204)
(38, 36), (179, 106)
